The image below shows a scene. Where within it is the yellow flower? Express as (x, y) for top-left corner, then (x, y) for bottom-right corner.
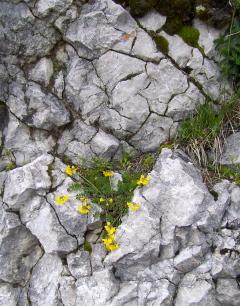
(99, 198), (105, 202)
(103, 170), (114, 177)
(78, 203), (91, 214)
(102, 234), (115, 245)
(55, 195), (69, 204)
(104, 222), (116, 234)
(137, 175), (150, 186)
(127, 202), (141, 211)
(109, 198), (113, 203)
(106, 243), (120, 251)
(65, 165), (78, 176)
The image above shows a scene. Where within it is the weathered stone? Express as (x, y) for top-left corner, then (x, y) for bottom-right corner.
(91, 243), (107, 272)
(0, 64), (9, 101)
(64, 141), (94, 165)
(0, 199), (43, 286)
(142, 60), (188, 103)
(138, 279), (175, 306)
(67, 250), (92, 278)
(54, 5), (79, 35)
(29, 57), (53, 87)
(53, 70), (65, 99)
(59, 276), (77, 306)
(166, 83), (205, 121)
(24, 82), (70, 131)
(219, 132), (240, 168)
(194, 18), (226, 60)
(129, 114), (173, 152)
(65, 0), (136, 59)
(90, 129), (119, 159)
(3, 154), (53, 210)
(174, 246), (203, 273)
(216, 278), (240, 306)
(175, 274), (216, 306)
(25, 196), (78, 254)
(190, 58), (227, 101)
(75, 268), (120, 306)
(106, 281), (138, 306)
(0, 283), (21, 306)
(3, 114), (56, 165)
(131, 29), (163, 61)
(94, 51), (146, 93)
(160, 31), (194, 68)
(29, 254), (63, 305)
(33, 0), (73, 18)
(137, 10), (166, 32)
(0, 2), (59, 59)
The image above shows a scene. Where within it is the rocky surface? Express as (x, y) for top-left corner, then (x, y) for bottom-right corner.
(0, 0), (239, 305)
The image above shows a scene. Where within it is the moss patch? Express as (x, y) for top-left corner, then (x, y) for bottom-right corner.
(153, 35), (169, 54)
(84, 241), (92, 253)
(162, 16), (184, 36)
(177, 25), (200, 48)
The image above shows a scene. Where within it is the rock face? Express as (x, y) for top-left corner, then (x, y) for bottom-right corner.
(0, 0), (239, 305)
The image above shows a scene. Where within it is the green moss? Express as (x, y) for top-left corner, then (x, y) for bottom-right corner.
(153, 35), (169, 54)
(160, 141), (174, 151)
(162, 16), (184, 36)
(129, 0), (152, 17)
(177, 26), (200, 48)
(84, 241), (92, 253)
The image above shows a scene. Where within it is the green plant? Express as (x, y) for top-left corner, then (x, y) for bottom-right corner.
(6, 163), (15, 171)
(175, 88), (240, 187)
(118, 150), (134, 171)
(214, 2), (240, 87)
(55, 156), (151, 251)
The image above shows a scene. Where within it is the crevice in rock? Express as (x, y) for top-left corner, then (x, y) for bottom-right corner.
(46, 197), (79, 244)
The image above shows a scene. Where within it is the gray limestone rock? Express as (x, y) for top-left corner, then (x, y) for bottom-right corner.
(90, 129), (119, 159)
(65, 0), (136, 59)
(137, 10), (166, 32)
(33, 0), (73, 18)
(29, 57), (54, 87)
(29, 254), (63, 305)
(0, 199), (43, 286)
(0, 283), (21, 306)
(67, 250), (92, 278)
(0, 2), (60, 59)
(3, 154), (53, 210)
(194, 18), (226, 61)
(219, 132), (240, 168)
(175, 274), (216, 306)
(75, 268), (120, 306)
(24, 82), (70, 131)
(166, 83), (205, 121)
(105, 149), (213, 280)
(25, 196), (78, 254)
(3, 114), (56, 165)
(129, 114), (173, 152)
(59, 276), (77, 306)
(216, 278), (240, 305)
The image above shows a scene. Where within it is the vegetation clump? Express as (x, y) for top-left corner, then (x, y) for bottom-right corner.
(55, 154), (153, 251)
(153, 35), (169, 54)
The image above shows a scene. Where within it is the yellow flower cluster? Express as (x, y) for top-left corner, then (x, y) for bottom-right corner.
(127, 202), (141, 211)
(78, 197), (91, 214)
(55, 195), (70, 204)
(66, 165), (78, 176)
(99, 197), (113, 207)
(103, 170), (114, 177)
(137, 175), (150, 186)
(102, 222), (120, 251)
